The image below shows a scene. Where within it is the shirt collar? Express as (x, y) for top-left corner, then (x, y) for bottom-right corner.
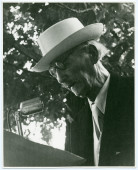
(95, 74), (110, 114)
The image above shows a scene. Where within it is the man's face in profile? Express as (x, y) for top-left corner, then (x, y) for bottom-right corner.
(49, 45), (97, 98)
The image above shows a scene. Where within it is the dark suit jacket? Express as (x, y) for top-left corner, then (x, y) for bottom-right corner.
(65, 74), (134, 166)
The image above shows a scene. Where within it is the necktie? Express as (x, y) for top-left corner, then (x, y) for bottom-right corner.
(90, 102), (104, 166)
(92, 105), (104, 140)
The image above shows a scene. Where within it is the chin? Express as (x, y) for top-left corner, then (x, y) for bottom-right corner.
(72, 92), (84, 98)
(71, 87), (87, 98)
(70, 81), (89, 98)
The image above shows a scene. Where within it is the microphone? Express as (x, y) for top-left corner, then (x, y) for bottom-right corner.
(19, 97), (44, 116)
(14, 97), (44, 136)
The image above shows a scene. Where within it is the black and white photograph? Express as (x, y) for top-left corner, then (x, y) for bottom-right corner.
(3, 2), (135, 167)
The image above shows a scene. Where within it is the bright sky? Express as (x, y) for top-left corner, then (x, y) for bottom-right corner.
(21, 116), (66, 150)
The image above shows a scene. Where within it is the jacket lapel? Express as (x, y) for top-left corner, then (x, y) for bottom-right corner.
(99, 74), (121, 165)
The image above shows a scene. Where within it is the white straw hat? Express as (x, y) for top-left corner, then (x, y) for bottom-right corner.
(31, 18), (104, 72)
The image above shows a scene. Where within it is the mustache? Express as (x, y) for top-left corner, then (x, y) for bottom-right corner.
(61, 83), (69, 89)
(61, 82), (76, 90)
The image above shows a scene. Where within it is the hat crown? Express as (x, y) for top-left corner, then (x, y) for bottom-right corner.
(31, 17), (104, 72)
(38, 18), (84, 56)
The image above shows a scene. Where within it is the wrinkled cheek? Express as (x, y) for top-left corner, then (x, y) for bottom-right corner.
(66, 68), (80, 80)
(80, 71), (89, 80)
(80, 71), (93, 87)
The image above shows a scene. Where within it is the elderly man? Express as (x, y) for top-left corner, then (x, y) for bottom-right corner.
(31, 18), (134, 166)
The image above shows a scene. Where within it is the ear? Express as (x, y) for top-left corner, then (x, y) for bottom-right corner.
(88, 44), (99, 64)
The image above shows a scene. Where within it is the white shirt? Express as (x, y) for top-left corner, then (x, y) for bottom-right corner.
(88, 74), (110, 166)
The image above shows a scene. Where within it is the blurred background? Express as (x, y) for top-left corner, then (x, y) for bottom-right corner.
(3, 3), (134, 150)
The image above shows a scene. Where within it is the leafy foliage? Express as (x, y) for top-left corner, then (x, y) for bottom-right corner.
(3, 3), (134, 146)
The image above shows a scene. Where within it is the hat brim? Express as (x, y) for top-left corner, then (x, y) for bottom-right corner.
(31, 23), (103, 72)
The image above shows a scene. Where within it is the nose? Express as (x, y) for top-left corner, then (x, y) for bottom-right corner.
(55, 69), (67, 84)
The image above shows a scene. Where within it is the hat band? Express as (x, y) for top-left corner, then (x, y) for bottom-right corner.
(38, 18), (84, 56)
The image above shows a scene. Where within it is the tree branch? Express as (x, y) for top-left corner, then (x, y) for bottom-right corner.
(14, 43), (41, 63)
(54, 3), (94, 14)
(4, 31), (41, 63)
(3, 61), (52, 79)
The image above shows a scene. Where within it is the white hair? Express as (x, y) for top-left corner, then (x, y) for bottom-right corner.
(87, 40), (110, 85)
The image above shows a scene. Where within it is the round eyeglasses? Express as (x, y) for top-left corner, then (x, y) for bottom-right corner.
(48, 47), (77, 77)
(49, 62), (66, 77)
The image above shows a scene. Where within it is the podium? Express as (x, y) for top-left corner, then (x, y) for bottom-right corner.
(4, 130), (86, 167)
